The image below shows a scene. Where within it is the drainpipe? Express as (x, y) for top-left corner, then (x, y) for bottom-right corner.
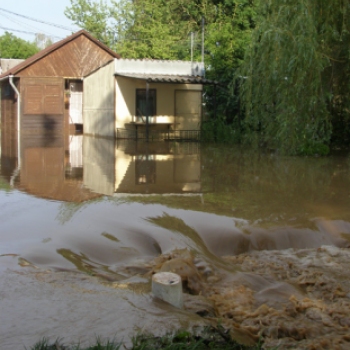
(9, 76), (21, 164)
(0, 75), (21, 185)
(9, 75), (21, 185)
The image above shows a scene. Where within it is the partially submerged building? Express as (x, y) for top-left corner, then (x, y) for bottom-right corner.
(1, 29), (214, 147)
(83, 58), (213, 140)
(0, 30), (120, 138)
(0, 30), (207, 201)
(0, 29), (120, 170)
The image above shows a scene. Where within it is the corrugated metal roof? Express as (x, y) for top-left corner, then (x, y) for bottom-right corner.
(0, 30), (120, 79)
(115, 73), (217, 85)
(115, 59), (204, 76)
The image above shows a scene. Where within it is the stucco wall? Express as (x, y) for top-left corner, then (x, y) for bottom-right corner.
(0, 59), (24, 75)
(115, 77), (202, 130)
(83, 60), (115, 137)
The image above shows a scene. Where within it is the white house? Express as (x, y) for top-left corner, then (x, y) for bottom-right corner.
(83, 59), (213, 140)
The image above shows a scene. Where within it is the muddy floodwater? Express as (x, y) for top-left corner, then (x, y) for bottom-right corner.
(1, 135), (350, 349)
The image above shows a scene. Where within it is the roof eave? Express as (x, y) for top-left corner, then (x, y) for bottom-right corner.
(0, 30), (121, 78)
(114, 73), (218, 85)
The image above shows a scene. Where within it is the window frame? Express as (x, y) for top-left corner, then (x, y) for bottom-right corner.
(135, 88), (156, 119)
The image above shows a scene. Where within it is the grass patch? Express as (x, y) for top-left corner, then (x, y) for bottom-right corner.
(29, 337), (121, 350)
(29, 327), (264, 350)
(131, 327), (263, 349)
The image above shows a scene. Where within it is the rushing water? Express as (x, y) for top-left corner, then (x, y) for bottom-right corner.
(1, 134), (350, 349)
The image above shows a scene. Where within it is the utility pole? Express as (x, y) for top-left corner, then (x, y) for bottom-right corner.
(201, 17), (205, 65)
(191, 32), (194, 63)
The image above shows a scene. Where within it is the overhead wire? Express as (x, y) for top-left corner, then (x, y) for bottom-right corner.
(0, 25), (63, 40)
(0, 6), (202, 48)
(0, 12), (61, 39)
(0, 7), (76, 32)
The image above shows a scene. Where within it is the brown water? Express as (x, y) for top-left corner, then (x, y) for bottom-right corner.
(1, 135), (350, 349)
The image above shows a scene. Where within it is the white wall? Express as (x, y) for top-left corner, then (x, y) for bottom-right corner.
(0, 59), (24, 75)
(83, 60), (115, 138)
(115, 77), (202, 130)
(83, 58), (204, 137)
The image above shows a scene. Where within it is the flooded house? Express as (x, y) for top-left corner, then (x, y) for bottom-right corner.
(0, 29), (120, 160)
(0, 30), (207, 201)
(83, 58), (213, 140)
(1, 29), (214, 146)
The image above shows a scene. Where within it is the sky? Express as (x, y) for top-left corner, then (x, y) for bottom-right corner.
(0, 0), (81, 43)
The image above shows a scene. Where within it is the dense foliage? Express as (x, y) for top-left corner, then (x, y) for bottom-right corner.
(65, 0), (255, 60)
(65, 0), (256, 127)
(0, 32), (39, 59)
(238, 0), (350, 155)
(65, 0), (350, 155)
(65, 0), (113, 47)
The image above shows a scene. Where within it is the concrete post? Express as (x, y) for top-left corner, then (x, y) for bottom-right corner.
(152, 272), (183, 309)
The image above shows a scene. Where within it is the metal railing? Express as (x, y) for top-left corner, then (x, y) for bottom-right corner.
(168, 130), (201, 141)
(116, 128), (201, 141)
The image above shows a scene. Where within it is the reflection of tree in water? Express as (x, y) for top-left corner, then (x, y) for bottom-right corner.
(57, 197), (106, 224)
(0, 175), (11, 191)
(57, 144), (350, 228)
(147, 212), (228, 267)
(57, 248), (123, 281)
(57, 196), (123, 224)
(124, 145), (350, 228)
(57, 202), (87, 224)
(200, 145), (350, 226)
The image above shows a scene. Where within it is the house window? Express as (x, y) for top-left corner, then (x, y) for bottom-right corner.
(4, 83), (12, 97)
(136, 89), (156, 121)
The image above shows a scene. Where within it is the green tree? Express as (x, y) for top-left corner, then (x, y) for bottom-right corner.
(65, 0), (255, 132)
(0, 32), (39, 59)
(65, 0), (210, 59)
(109, 0), (182, 59)
(64, 0), (116, 46)
(203, 0), (255, 138)
(110, 0), (201, 59)
(238, 0), (350, 155)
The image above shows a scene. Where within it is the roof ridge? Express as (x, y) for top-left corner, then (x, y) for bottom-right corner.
(0, 30), (120, 79)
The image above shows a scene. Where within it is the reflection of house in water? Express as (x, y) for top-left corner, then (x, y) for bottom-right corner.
(0, 132), (100, 202)
(65, 134), (83, 180)
(0, 30), (120, 202)
(1, 129), (201, 199)
(135, 154), (156, 185)
(83, 138), (201, 196)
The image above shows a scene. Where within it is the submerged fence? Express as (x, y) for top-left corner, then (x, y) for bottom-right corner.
(116, 128), (201, 141)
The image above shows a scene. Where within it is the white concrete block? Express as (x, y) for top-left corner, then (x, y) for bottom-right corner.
(152, 272), (183, 309)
